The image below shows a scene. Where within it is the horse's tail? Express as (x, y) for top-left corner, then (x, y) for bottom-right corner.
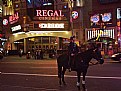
(57, 56), (62, 78)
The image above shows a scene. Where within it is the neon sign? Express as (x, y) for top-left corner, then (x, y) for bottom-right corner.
(72, 11), (78, 19)
(3, 19), (8, 26)
(11, 25), (21, 32)
(96, 30), (103, 40)
(90, 13), (112, 27)
(90, 14), (99, 23)
(102, 13), (111, 22)
(39, 23), (64, 28)
(36, 10), (64, 17)
(35, 10), (64, 20)
(9, 12), (19, 24)
(7, 0), (12, 7)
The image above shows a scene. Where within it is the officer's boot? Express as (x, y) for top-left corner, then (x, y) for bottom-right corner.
(68, 61), (71, 72)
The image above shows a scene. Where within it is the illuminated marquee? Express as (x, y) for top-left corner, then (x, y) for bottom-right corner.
(35, 10), (64, 20)
(36, 10), (64, 17)
(11, 25), (21, 32)
(87, 29), (115, 40)
(39, 23), (64, 28)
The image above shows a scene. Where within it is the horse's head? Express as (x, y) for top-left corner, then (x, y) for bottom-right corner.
(92, 48), (104, 64)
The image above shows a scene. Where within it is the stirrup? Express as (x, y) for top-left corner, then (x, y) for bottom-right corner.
(76, 82), (80, 86)
(68, 68), (71, 72)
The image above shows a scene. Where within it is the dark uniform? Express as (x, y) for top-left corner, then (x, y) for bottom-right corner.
(68, 36), (79, 71)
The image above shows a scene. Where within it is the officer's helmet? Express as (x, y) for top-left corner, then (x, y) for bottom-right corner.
(70, 36), (75, 40)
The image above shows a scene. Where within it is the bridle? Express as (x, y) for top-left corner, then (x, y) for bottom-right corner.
(89, 49), (103, 66)
(89, 58), (103, 66)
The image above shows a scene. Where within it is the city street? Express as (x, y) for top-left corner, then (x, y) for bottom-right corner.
(0, 56), (121, 91)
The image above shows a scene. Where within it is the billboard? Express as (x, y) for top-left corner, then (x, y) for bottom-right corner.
(90, 12), (112, 28)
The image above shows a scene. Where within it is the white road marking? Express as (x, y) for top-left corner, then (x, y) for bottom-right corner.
(30, 67), (57, 69)
(1, 84), (58, 91)
(1, 72), (121, 80)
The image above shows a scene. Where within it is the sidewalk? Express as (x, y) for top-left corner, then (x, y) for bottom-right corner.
(1, 55), (56, 62)
(1, 55), (116, 64)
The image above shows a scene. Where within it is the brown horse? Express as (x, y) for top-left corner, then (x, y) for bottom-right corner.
(57, 48), (104, 91)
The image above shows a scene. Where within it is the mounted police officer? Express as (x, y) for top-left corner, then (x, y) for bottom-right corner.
(68, 36), (79, 72)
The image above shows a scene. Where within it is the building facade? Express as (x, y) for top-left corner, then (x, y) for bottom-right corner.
(2, 0), (87, 53)
(3, 0), (120, 55)
(85, 0), (121, 54)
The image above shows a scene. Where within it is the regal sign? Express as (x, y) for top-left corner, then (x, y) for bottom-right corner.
(36, 10), (64, 17)
(34, 10), (65, 20)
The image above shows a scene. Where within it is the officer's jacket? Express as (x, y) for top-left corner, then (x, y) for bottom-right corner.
(68, 42), (79, 55)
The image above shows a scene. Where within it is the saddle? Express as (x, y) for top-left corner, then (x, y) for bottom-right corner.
(70, 58), (77, 71)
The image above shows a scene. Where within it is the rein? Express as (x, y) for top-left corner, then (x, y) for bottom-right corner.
(89, 61), (99, 66)
(89, 57), (103, 66)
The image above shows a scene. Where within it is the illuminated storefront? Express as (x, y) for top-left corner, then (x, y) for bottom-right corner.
(85, 28), (116, 55)
(23, 9), (70, 51)
(86, 28), (115, 40)
(87, 11), (117, 55)
(9, 9), (71, 53)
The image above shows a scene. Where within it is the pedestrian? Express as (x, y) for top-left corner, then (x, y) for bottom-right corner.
(19, 49), (23, 57)
(68, 36), (79, 72)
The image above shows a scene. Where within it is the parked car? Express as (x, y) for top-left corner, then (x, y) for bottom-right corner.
(111, 53), (121, 62)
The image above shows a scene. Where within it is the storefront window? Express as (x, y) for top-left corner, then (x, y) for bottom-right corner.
(35, 37), (41, 43)
(50, 45), (53, 49)
(50, 37), (57, 44)
(42, 37), (49, 44)
(28, 38), (35, 44)
(43, 45), (45, 49)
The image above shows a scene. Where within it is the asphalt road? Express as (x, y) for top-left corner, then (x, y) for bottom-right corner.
(0, 56), (121, 91)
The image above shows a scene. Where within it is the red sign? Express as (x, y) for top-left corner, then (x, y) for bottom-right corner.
(9, 12), (19, 24)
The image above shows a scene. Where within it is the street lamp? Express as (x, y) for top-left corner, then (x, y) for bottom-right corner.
(0, 4), (3, 48)
(0, 3), (3, 32)
(54, 0), (74, 36)
(68, 0), (74, 36)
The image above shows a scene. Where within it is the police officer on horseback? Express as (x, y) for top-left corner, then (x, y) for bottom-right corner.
(68, 36), (79, 72)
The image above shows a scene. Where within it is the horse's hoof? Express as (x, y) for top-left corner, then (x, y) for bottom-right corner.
(59, 85), (62, 87)
(59, 82), (61, 85)
(77, 86), (80, 90)
(82, 88), (87, 91)
(63, 82), (66, 85)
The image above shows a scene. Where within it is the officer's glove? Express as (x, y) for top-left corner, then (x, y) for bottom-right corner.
(71, 53), (74, 56)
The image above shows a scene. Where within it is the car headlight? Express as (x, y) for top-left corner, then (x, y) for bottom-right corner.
(111, 55), (116, 57)
(0, 51), (2, 53)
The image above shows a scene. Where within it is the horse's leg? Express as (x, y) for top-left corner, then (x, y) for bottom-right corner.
(82, 71), (87, 91)
(58, 65), (62, 85)
(76, 70), (81, 90)
(62, 67), (66, 85)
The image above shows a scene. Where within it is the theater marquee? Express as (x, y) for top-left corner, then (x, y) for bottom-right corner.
(31, 21), (69, 31)
(39, 23), (64, 28)
(29, 9), (69, 31)
(33, 10), (67, 20)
